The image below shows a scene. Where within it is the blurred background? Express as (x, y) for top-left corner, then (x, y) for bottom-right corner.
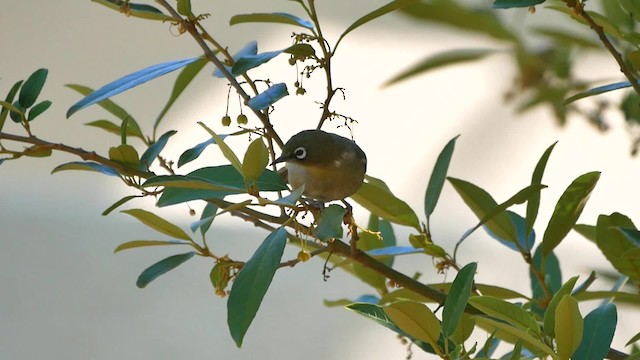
(2, 1), (639, 359)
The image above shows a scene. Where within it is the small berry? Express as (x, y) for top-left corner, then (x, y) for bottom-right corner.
(237, 114), (248, 125)
(221, 115), (231, 126)
(297, 250), (311, 262)
(288, 57), (296, 65)
(296, 88), (306, 96)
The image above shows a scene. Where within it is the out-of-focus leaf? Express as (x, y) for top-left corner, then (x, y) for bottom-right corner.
(620, 0), (640, 20)
(384, 300), (441, 351)
(555, 295), (583, 360)
(213, 41), (258, 78)
(530, 247), (562, 314)
(283, 43), (316, 58)
(51, 161), (119, 176)
(380, 283), (528, 304)
(27, 100), (51, 121)
(154, 57), (208, 132)
(190, 202), (218, 235)
(176, 0), (191, 16)
(627, 331), (640, 346)
(424, 135), (459, 218)
(531, 27), (600, 48)
(442, 262), (476, 337)
(336, 0), (420, 50)
(18, 68), (48, 108)
(526, 142), (557, 236)
(242, 137), (269, 181)
(198, 122), (243, 174)
(121, 208), (192, 241)
(315, 205), (346, 241)
(565, 81), (632, 104)
(92, 0), (173, 21)
(383, 49), (495, 87)
(366, 246), (422, 257)
(574, 303), (617, 360)
(143, 175), (243, 192)
(66, 84), (144, 140)
(229, 12), (313, 29)
(544, 276), (579, 336)
(247, 83), (289, 111)
(114, 239), (190, 253)
(136, 252), (196, 288)
(542, 171), (600, 256)
(492, 0), (545, 9)
(102, 195), (142, 215)
(351, 179), (421, 231)
(227, 227), (287, 347)
(139, 130), (176, 170)
(67, 57), (200, 117)
(0, 80), (23, 132)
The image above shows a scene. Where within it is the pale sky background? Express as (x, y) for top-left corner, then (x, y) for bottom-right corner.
(2, 1), (639, 359)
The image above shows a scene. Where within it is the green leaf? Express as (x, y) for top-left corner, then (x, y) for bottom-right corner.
(242, 137), (269, 182)
(66, 57), (200, 118)
(114, 239), (190, 253)
(109, 144), (140, 168)
(85, 119), (139, 137)
(154, 57), (207, 133)
(380, 283), (528, 304)
(177, 138), (216, 167)
(66, 84), (144, 140)
(27, 100), (51, 121)
(336, 0), (420, 50)
(543, 276), (579, 336)
(530, 247), (562, 315)
(442, 262), (477, 337)
(136, 252), (196, 288)
(51, 161), (119, 176)
(448, 177), (517, 243)
(384, 301), (442, 352)
(564, 81), (632, 105)
(176, 0), (191, 15)
(229, 12), (314, 29)
(492, 0), (545, 9)
(143, 175), (242, 192)
(315, 205), (346, 241)
(573, 303), (617, 360)
(424, 135), (459, 218)
(198, 122), (243, 175)
(191, 202), (218, 235)
(473, 316), (557, 358)
(18, 68), (48, 108)
(530, 27), (600, 49)
(139, 130), (176, 170)
(351, 178), (421, 230)
(283, 43), (316, 58)
(627, 330), (640, 346)
(596, 213), (640, 285)
(542, 171), (600, 256)
(92, 0), (173, 21)
(526, 142), (557, 236)
(232, 50), (285, 76)
(383, 49), (495, 87)
(102, 195), (142, 215)
(555, 295), (583, 360)
(121, 208), (192, 241)
(468, 296), (541, 335)
(247, 83), (289, 111)
(227, 227), (287, 347)
(0, 80), (23, 132)
(574, 223), (597, 243)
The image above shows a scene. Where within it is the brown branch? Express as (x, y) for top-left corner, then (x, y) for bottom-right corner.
(571, 2), (640, 96)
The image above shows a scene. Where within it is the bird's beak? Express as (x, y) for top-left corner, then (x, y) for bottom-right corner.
(271, 155), (286, 166)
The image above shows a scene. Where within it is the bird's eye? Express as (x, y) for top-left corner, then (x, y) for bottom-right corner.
(294, 147), (307, 160)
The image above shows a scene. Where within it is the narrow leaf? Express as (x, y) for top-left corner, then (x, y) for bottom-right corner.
(473, 316), (557, 358)
(102, 195), (142, 215)
(526, 142), (557, 236)
(542, 171), (600, 256)
(136, 252), (196, 288)
(351, 179), (421, 230)
(19, 68), (48, 108)
(573, 303), (617, 360)
(385, 301), (442, 351)
(492, 0), (545, 9)
(92, 0), (173, 21)
(232, 50), (283, 76)
(27, 100), (52, 121)
(114, 239), (190, 253)
(213, 41), (257, 78)
(121, 208), (192, 241)
(468, 296), (541, 335)
(67, 57), (200, 117)
(247, 83), (289, 111)
(198, 122), (243, 175)
(139, 130), (176, 170)
(555, 295), (583, 360)
(565, 81), (633, 105)
(229, 12), (314, 29)
(177, 138), (216, 167)
(227, 227), (287, 347)
(442, 262), (477, 337)
(425, 135), (459, 218)
(51, 161), (119, 176)
(0, 80), (23, 132)
(544, 276), (579, 336)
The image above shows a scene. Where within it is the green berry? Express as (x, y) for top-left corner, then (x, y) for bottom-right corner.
(221, 115), (232, 126)
(237, 114), (248, 125)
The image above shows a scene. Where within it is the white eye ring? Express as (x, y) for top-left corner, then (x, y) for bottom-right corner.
(294, 147), (307, 160)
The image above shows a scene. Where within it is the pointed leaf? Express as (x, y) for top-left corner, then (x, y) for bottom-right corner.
(19, 68), (48, 108)
(114, 239), (190, 253)
(442, 262), (477, 337)
(232, 50), (283, 76)
(473, 316), (557, 358)
(468, 296), (540, 335)
(492, 0), (545, 9)
(242, 137), (269, 181)
(574, 303), (617, 360)
(526, 142), (557, 236)
(564, 81), (633, 105)
(85, 119), (139, 137)
(384, 301), (441, 351)
(154, 57), (208, 131)
(121, 208), (192, 241)
(227, 227), (287, 347)
(247, 83), (289, 111)
(627, 331), (640, 346)
(0, 80), (23, 132)
(197, 122), (243, 175)
(229, 12), (313, 29)
(109, 144), (140, 168)
(366, 246), (422, 257)
(596, 213), (640, 284)
(542, 171), (600, 256)
(425, 135), (459, 218)
(213, 41), (257, 78)
(315, 205), (346, 241)
(139, 130), (176, 170)
(102, 195), (142, 216)
(555, 295), (583, 360)
(51, 161), (119, 176)
(383, 49), (495, 87)
(351, 178), (421, 230)
(92, 0), (173, 21)
(27, 100), (52, 121)
(67, 57), (200, 117)
(136, 252), (196, 288)
(544, 276), (579, 336)
(178, 138), (217, 167)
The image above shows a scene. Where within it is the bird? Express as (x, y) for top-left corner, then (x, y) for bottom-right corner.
(272, 129), (367, 202)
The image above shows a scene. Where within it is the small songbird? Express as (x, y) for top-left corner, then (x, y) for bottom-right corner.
(272, 129), (367, 202)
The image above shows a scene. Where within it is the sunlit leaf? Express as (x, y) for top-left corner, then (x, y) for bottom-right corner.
(351, 179), (421, 230)
(109, 144), (140, 168)
(385, 301), (441, 351)
(114, 239), (190, 253)
(232, 50), (283, 76)
(67, 57), (200, 117)
(227, 227), (287, 347)
(468, 296), (540, 335)
(121, 208), (192, 241)
(198, 122), (243, 174)
(442, 262), (476, 337)
(102, 195), (142, 215)
(424, 135), (459, 218)
(473, 316), (556, 358)
(543, 276), (579, 336)
(366, 246), (422, 257)
(555, 295), (583, 360)
(229, 12), (313, 29)
(213, 41), (257, 78)
(247, 83), (289, 111)
(242, 137), (269, 181)
(51, 161), (119, 176)
(136, 252), (196, 288)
